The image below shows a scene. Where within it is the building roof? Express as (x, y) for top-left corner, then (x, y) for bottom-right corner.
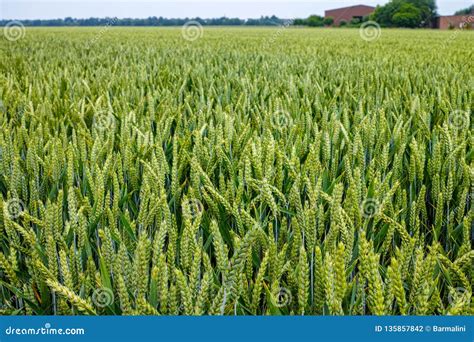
(325, 4), (376, 12)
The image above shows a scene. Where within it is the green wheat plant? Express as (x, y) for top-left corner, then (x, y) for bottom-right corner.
(0, 27), (472, 316)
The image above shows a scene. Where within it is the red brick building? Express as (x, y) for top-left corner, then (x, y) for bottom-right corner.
(435, 15), (474, 29)
(325, 5), (375, 26)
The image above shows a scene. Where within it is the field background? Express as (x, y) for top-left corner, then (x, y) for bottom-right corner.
(0, 27), (472, 316)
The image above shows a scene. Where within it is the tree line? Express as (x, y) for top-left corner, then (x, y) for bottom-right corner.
(0, 16), (288, 27)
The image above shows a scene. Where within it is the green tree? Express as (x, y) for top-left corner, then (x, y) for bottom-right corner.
(306, 15), (324, 27)
(454, 5), (474, 15)
(350, 17), (362, 26)
(323, 17), (334, 26)
(392, 3), (422, 27)
(293, 18), (306, 26)
(409, 0), (437, 26)
(372, 0), (436, 27)
(372, 2), (400, 26)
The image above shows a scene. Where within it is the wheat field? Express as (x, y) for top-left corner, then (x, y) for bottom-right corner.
(0, 27), (472, 315)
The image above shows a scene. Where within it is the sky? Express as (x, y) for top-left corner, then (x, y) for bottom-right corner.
(0, 0), (472, 20)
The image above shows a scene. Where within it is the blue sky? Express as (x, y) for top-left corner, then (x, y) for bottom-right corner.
(1, 0), (472, 20)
